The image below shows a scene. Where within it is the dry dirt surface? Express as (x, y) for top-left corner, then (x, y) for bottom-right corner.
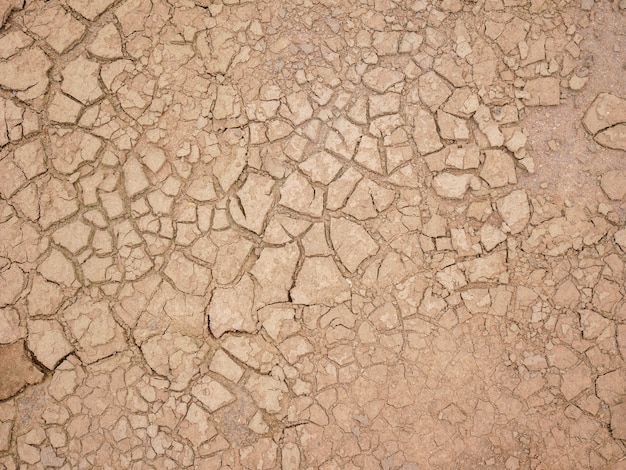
(0, 0), (626, 468)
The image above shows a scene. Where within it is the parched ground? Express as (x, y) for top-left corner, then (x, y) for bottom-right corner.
(0, 0), (625, 468)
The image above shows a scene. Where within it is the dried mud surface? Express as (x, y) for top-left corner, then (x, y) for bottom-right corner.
(1, 0), (626, 468)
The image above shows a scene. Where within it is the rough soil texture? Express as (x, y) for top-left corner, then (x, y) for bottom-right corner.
(0, 0), (626, 468)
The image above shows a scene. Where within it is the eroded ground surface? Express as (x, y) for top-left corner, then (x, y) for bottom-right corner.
(1, 0), (626, 468)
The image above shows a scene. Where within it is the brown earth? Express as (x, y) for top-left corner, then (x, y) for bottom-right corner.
(0, 0), (625, 468)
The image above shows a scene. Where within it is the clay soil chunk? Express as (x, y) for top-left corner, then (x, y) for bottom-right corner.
(0, 341), (43, 400)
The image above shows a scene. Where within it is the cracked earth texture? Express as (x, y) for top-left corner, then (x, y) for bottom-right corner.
(0, 0), (626, 468)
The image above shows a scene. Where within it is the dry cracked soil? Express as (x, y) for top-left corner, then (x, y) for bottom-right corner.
(0, 0), (626, 468)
